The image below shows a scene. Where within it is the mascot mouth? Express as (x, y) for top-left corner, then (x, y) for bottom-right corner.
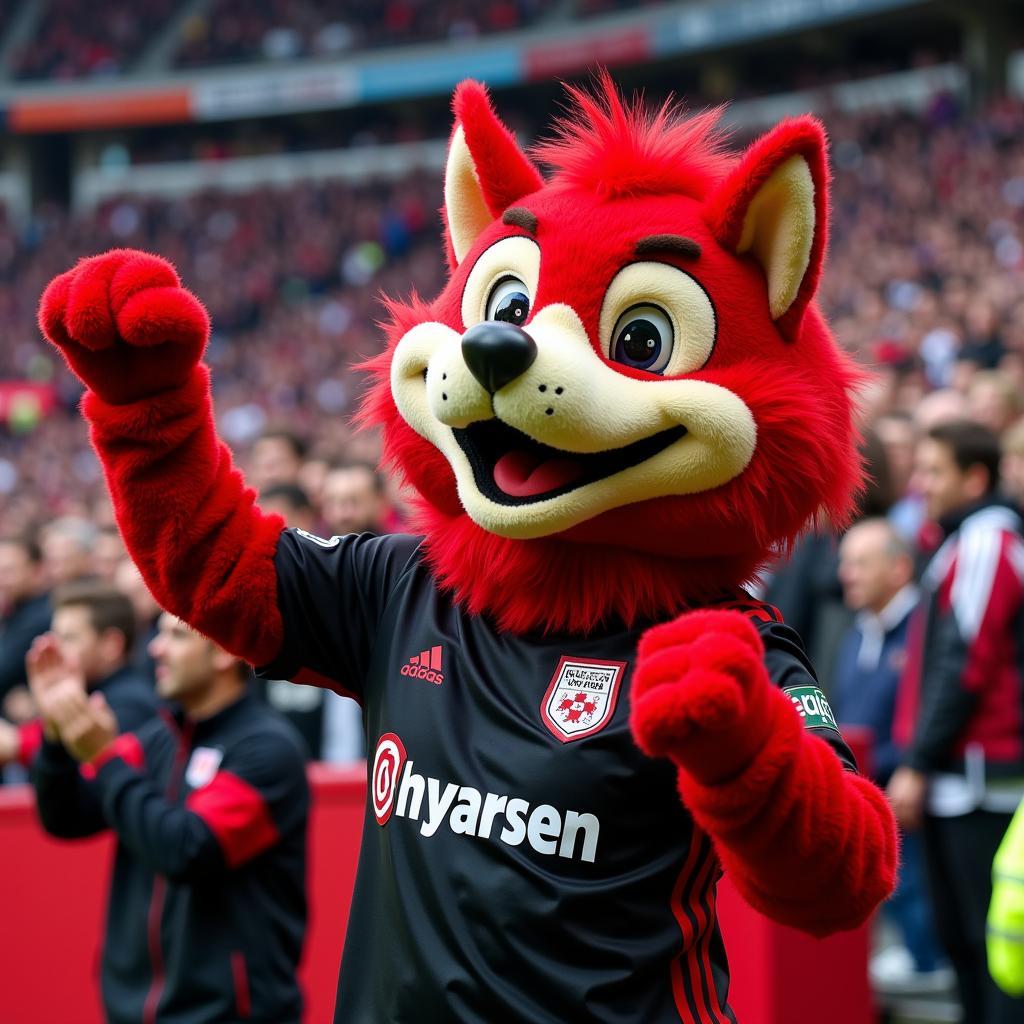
(453, 419), (688, 505)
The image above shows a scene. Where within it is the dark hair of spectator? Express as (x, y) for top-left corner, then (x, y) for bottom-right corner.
(329, 460), (387, 495)
(856, 428), (895, 519)
(52, 581), (137, 652)
(260, 483), (313, 511)
(258, 428), (308, 460)
(0, 532), (42, 564)
(928, 419), (1001, 492)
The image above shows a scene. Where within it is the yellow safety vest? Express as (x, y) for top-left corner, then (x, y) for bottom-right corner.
(988, 799), (1024, 997)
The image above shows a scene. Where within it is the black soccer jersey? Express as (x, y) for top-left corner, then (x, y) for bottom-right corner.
(259, 530), (856, 1024)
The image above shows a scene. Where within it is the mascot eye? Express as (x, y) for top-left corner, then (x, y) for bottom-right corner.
(485, 277), (531, 324)
(610, 305), (674, 373)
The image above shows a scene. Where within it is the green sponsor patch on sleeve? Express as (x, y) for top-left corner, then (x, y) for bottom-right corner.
(783, 685), (839, 733)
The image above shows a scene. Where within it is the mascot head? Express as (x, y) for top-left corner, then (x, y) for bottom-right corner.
(363, 74), (863, 635)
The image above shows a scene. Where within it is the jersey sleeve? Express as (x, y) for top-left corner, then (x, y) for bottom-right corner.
(184, 730), (309, 870)
(722, 597), (859, 772)
(256, 530), (424, 701)
(32, 737), (108, 838)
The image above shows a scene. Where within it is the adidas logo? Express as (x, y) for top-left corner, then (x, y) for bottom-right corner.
(400, 645), (445, 685)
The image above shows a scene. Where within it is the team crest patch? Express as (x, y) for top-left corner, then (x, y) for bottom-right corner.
(783, 685), (840, 733)
(185, 746), (224, 789)
(541, 656), (627, 743)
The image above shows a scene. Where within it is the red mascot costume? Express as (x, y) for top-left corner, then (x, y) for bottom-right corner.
(39, 76), (896, 1022)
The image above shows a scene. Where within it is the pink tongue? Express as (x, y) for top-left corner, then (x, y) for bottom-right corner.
(494, 450), (584, 497)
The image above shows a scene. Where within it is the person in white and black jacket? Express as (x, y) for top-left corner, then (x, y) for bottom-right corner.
(889, 419), (1024, 1024)
(30, 612), (309, 1024)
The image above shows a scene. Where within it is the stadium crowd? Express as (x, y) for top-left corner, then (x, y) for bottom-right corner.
(3, 96), (1024, 531)
(9, 0), (180, 80)
(174, 0), (550, 67)
(1, 0), (667, 79)
(3, 88), (1024, 1015)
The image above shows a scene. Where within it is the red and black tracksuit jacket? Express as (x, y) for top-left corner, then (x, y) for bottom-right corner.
(32, 690), (309, 1024)
(896, 499), (1024, 776)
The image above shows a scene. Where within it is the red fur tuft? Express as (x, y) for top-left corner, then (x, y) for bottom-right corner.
(407, 498), (761, 635)
(532, 69), (732, 200)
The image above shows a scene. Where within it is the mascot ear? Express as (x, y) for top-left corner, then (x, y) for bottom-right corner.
(444, 80), (544, 267)
(704, 116), (828, 335)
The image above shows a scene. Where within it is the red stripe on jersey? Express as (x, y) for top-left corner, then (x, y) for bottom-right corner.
(16, 719), (43, 766)
(81, 732), (145, 779)
(686, 837), (729, 1024)
(231, 951), (252, 1018)
(431, 645), (443, 670)
(186, 770), (280, 868)
(696, 854), (729, 1022)
(142, 876), (167, 1024)
(717, 596), (781, 624)
(670, 829), (723, 1023)
(293, 665), (362, 705)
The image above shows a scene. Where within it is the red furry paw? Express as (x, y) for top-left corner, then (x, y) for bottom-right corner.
(38, 248), (210, 404)
(630, 609), (777, 783)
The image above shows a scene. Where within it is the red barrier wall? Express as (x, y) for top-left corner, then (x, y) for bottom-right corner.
(0, 756), (876, 1024)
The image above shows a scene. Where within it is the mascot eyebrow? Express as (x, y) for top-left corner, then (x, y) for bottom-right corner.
(501, 206), (538, 234)
(634, 234), (701, 259)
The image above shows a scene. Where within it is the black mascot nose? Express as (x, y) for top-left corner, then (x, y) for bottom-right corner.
(461, 322), (538, 395)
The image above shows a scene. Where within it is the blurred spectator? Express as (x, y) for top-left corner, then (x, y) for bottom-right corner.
(320, 461), (390, 538)
(876, 411), (925, 542)
(113, 558), (162, 678)
(765, 429), (893, 693)
(41, 517), (98, 589)
(968, 371), (1021, 436)
(29, 612), (308, 1024)
(1002, 419), (1024, 507)
(914, 389), (968, 433)
(297, 456), (330, 513)
(92, 525), (126, 583)
(249, 429), (308, 493)
(889, 420), (1024, 1024)
(0, 535), (50, 733)
(837, 519), (918, 785)
(0, 581), (157, 776)
(835, 519), (947, 991)
(259, 483), (316, 532)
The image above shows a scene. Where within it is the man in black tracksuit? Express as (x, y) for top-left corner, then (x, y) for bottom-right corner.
(30, 611), (309, 1024)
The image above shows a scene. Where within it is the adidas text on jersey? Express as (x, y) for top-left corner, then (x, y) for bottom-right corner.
(400, 645), (445, 684)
